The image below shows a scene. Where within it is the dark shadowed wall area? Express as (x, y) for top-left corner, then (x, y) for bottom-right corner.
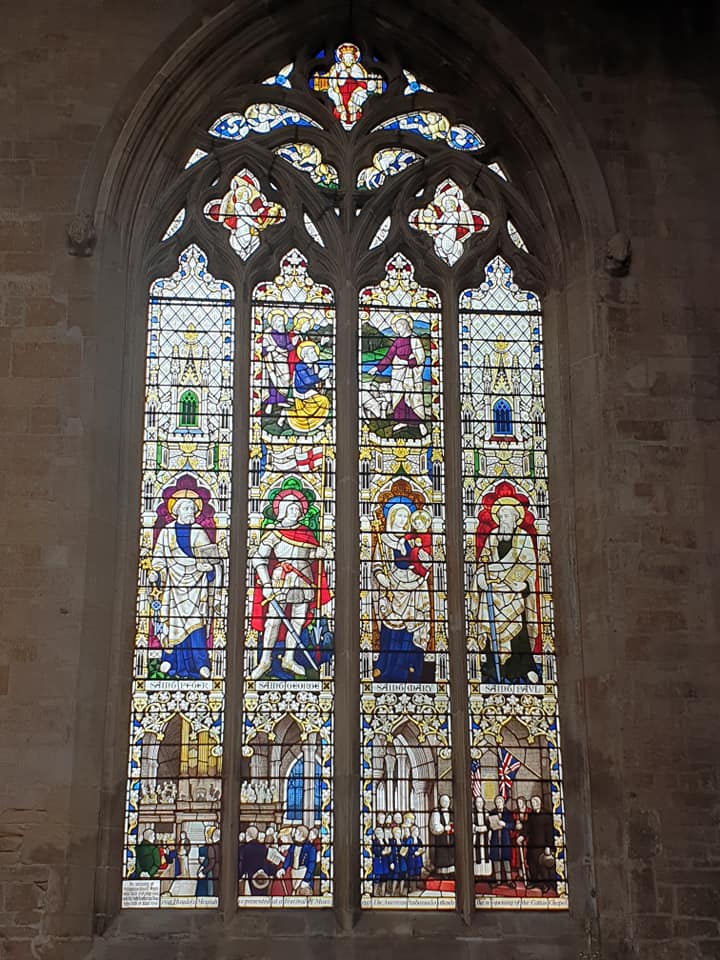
(0, 2), (717, 959)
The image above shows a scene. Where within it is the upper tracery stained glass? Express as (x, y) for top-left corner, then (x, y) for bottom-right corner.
(263, 62), (294, 88)
(357, 148), (421, 191)
(204, 170), (286, 260)
(374, 112), (485, 151)
(128, 39), (569, 916)
(303, 212), (325, 247)
(507, 220), (528, 252)
(185, 148), (208, 169)
(309, 43), (386, 129)
(209, 105), (321, 141)
(403, 69), (433, 95)
(275, 143), (339, 190)
(369, 216), (392, 250)
(409, 180), (489, 266)
(162, 208), (185, 241)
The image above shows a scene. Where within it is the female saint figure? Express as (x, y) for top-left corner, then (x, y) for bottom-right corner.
(371, 501), (431, 683)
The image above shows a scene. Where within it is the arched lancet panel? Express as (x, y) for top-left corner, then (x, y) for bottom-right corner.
(240, 248), (335, 907)
(358, 251), (454, 909)
(122, 245), (233, 910)
(462, 257), (568, 907)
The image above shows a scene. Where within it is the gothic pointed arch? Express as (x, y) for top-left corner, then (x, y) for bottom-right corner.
(77, 3), (616, 945)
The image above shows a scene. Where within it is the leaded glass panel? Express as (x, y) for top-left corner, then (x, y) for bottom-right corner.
(125, 39), (571, 917)
(460, 257), (568, 908)
(239, 250), (335, 907)
(359, 254), (454, 909)
(122, 246), (233, 909)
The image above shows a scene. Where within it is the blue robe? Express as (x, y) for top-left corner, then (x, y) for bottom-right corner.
(282, 840), (317, 887)
(159, 522), (213, 680)
(489, 808), (515, 862)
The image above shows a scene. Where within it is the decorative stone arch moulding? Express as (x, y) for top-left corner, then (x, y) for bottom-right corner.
(76, 3), (621, 956)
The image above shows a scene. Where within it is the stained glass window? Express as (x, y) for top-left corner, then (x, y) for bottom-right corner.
(409, 179), (489, 266)
(275, 143), (339, 189)
(374, 113), (485, 151)
(125, 40), (569, 916)
(357, 149), (421, 190)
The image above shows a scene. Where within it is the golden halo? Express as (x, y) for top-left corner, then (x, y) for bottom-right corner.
(293, 310), (315, 332)
(337, 42), (360, 60)
(390, 313), (413, 332)
(266, 308), (287, 328)
(167, 489), (203, 517)
(296, 339), (318, 357)
(490, 496), (525, 526)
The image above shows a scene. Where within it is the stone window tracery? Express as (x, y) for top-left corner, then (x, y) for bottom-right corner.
(121, 41), (568, 915)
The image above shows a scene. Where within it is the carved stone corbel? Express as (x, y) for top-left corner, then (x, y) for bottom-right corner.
(66, 213), (97, 257)
(604, 232), (631, 277)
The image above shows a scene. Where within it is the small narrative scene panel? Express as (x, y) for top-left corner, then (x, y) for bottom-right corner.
(359, 254), (454, 909)
(469, 719), (567, 907)
(460, 256), (568, 909)
(361, 717), (455, 910)
(123, 246), (233, 909)
(239, 250), (335, 907)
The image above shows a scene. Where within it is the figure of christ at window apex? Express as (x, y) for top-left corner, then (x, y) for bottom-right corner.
(371, 500), (433, 683)
(311, 43), (385, 130)
(469, 486), (542, 684)
(148, 481), (223, 680)
(249, 482), (331, 680)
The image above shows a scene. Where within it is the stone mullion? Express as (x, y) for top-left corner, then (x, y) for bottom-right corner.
(333, 177), (361, 924)
(220, 272), (251, 917)
(440, 276), (475, 924)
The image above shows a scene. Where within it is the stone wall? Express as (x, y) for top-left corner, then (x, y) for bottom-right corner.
(0, 2), (717, 958)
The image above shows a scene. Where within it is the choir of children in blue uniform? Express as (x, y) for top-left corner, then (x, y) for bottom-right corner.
(370, 813), (425, 895)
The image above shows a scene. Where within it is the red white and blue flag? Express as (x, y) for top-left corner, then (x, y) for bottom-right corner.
(470, 759), (483, 798)
(497, 747), (521, 800)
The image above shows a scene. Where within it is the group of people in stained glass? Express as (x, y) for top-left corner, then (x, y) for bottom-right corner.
(260, 309), (332, 436)
(471, 791), (556, 894)
(238, 822), (323, 897)
(365, 786), (557, 899)
(133, 824), (221, 898)
(367, 793), (455, 896)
